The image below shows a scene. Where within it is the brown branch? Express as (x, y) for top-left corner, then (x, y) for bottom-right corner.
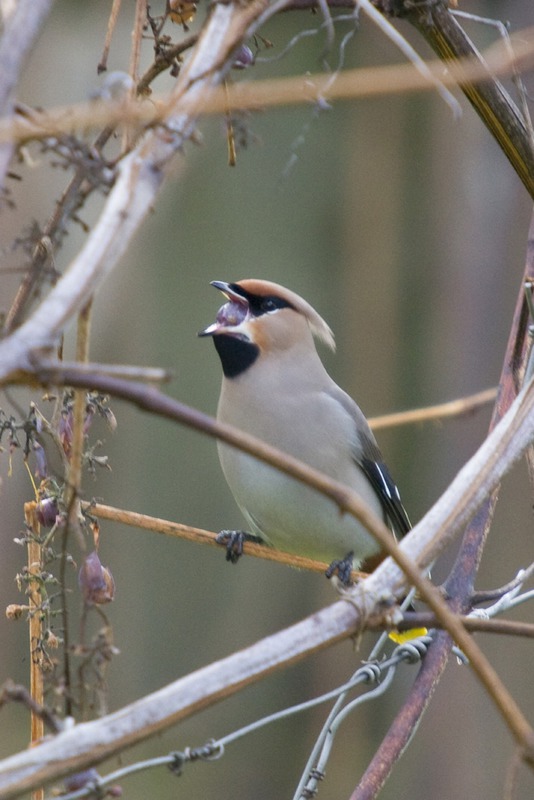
(385, 614), (534, 639)
(403, 1), (534, 199)
(98, 0), (123, 74)
(368, 387), (496, 430)
(83, 501), (367, 579)
(136, 35), (199, 95)
(1, 28), (534, 148)
(351, 209), (534, 799)
(349, 630), (451, 800)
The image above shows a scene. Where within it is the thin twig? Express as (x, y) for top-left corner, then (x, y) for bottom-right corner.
(36, 359), (169, 384)
(357, 0), (461, 116)
(124, 0), (147, 151)
(3, 124), (115, 334)
(82, 501), (368, 579)
(1, 27), (534, 148)
(136, 34), (199, 95)
(0, 681), (60, 735)
(368, 387), (496, 430)
(98, 0), (123, 74)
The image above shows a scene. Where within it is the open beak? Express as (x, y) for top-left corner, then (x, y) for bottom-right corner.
(198, 281), (249, 337)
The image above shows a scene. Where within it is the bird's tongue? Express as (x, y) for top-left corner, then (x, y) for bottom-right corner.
(216, 300), (248, 327)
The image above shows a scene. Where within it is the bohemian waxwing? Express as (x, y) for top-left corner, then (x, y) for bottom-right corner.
(200, 279), (410, 583)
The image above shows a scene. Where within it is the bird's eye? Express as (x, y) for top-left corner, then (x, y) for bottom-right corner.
(260, 298), (277, 312)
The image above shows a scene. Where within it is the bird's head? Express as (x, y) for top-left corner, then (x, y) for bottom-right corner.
(200, 279), (335, 378)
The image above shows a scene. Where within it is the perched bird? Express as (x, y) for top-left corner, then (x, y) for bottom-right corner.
(200, 279), (410, 584)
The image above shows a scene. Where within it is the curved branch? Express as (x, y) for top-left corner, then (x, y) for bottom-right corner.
(0, 0), (55, 188)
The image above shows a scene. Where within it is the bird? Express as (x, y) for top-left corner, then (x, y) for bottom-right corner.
(199, 279), (410, 584)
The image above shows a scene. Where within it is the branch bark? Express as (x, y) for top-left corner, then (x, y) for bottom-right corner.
(0, 0), (55, 188)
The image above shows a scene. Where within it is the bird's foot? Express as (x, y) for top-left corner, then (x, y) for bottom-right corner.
(216, 530), (263, 564)
(325, 551), (354, 587)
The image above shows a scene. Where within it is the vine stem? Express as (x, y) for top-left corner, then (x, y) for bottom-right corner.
(25, 503), (44, 800)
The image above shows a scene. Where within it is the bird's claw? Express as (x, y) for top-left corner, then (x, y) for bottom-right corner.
(216, 530), (262, 564)
(325, 551), (354, 586)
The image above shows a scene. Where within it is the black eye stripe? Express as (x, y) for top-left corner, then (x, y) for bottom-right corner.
(228, 284), (294, 317)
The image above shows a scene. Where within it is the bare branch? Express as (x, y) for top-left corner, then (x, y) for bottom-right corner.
(404, 2), (534, 198)
(1, 28), (534, 147)
(354, 209), (534, 798)
(84, 501), (367, 579)
(369, 387), (497, 430)
(0, 0), (54, 187)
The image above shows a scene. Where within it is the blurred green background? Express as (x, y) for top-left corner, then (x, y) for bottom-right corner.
(1, 1), (533, 798)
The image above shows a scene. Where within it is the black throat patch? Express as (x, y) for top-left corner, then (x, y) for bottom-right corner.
(213, 335), (259, 378)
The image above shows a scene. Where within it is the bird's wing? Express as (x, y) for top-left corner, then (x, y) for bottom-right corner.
(325, 385), (411, 538)
(358, 432), (411, 537)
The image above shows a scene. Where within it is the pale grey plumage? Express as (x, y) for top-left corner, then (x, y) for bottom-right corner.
(201, 279), (410, 571)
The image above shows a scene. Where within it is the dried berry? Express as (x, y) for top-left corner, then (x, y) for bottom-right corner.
(64, 768), (100, 792)
(35, 496), (59, 527)
(78, 551), (115, 605)
(232, 45), (255, 70)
